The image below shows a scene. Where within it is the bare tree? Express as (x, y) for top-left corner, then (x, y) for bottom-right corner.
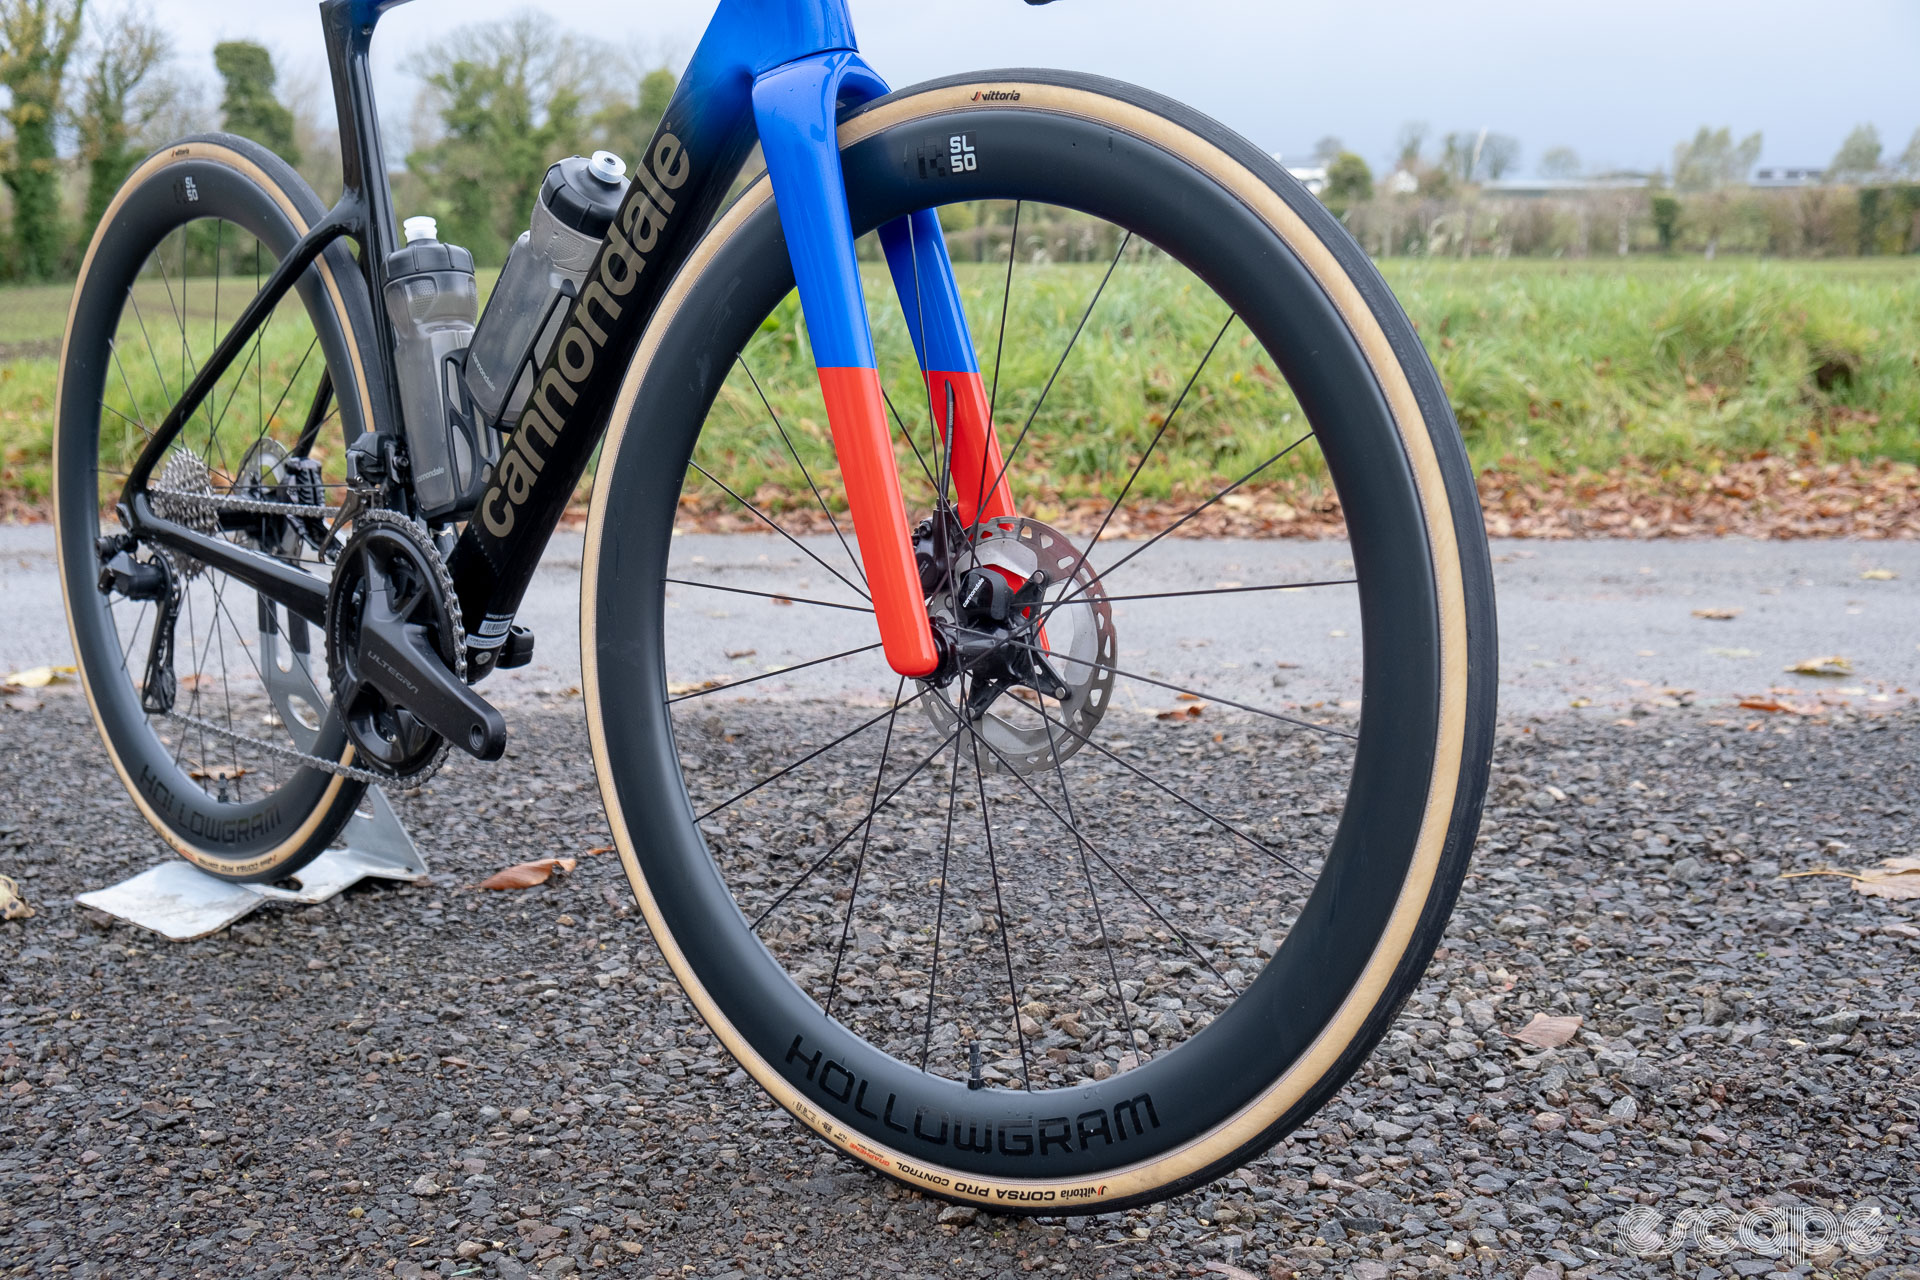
(73, 5), (170, 243)
(1672, 126), (1762, 192)
(1826, 123), (1881, 182)
(1539, 146), (1582, 180)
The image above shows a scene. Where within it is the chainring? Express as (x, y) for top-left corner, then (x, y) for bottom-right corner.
(920, 516), (1116, 774)
(324, 510), (463, 781)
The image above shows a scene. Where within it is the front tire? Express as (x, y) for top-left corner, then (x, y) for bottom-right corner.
(585, 72), (1496, 1210)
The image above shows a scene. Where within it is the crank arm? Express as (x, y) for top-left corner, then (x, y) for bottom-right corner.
(352, 606), (507, 762)
(128, 493), (330, 625)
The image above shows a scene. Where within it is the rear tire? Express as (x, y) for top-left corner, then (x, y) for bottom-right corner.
(584, 72), (1496, 1210)
(55, 134), (380, 882)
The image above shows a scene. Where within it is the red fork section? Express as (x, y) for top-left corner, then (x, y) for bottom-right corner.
(926, 370), (1016, 531)
(817, 366), (940, 678)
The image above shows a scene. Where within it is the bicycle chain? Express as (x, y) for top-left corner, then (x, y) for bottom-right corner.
(151, 483), (346, 520)
(141, 500), (456, 790)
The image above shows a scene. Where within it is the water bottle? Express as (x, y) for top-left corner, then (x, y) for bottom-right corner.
(383, 215), (487, 520)
(464, 151), (629, 430)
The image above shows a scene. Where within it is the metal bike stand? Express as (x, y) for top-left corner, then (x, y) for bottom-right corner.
(75, 787), (428, 942)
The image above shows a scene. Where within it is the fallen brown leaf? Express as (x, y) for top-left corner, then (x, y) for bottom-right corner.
(1155, 704), (1204, 720)
(1738, 697), (1815, 715)
(478, 857), (578, 890)
(1201, 1262), (1261, 1280)
(1786, 857), (1920, 902)
(0, 874), (33, 921)
(1784, 655), (1852, 677)
(1174, 692), (1204, 702)
(178, 673), (212, 692)
(1509, 1013), (1583, 1049)
(770, 596), (794, 607)
(724, 648), (757, 660)
(1691, 607), (1741, 620)
(1, 664), (75, 690)
(665, 679), (723, 696)
(584, 845), (614, 857)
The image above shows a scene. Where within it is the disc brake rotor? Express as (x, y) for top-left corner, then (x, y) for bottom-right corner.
(920, 516), (1115, 774)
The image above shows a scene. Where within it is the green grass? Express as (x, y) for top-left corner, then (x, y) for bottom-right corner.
(4, 255), (1917, 518)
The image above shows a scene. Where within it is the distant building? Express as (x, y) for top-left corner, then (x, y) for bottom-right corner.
(1277, 160), (1327, 195)
(1481, 175), (1652, 197)
(1751, 166), (1826, 187)
(1383, 169), (1419, 196)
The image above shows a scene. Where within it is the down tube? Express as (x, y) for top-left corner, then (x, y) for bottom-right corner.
(445, 0), (864, 668)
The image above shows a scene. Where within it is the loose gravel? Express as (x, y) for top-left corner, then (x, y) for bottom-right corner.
(2, 686), (1915, 1279)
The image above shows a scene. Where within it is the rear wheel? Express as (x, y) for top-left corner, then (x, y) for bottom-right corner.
(585, 72), (1496, 1210)
(54, 135), (381, 882)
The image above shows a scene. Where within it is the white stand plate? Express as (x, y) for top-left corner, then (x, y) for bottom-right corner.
(76, 787), (426, 941)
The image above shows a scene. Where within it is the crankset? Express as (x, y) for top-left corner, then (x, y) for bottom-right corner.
(918, 516), (1116, 775)
(325, 510), (506, 774)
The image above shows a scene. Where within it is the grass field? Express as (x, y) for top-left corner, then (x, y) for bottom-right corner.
(3, 254), (1916, 520)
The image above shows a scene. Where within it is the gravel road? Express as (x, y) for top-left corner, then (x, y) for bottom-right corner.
(3, 682), (1916, 1278)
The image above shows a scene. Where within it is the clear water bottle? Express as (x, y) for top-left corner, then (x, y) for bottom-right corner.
(383, 216), (489, 520)
(464, 151), (628, 429)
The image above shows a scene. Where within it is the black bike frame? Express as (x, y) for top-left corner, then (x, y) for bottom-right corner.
(119, 0), (892, 666)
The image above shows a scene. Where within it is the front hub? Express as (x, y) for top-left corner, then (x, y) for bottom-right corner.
(917, 516), (1115, 775)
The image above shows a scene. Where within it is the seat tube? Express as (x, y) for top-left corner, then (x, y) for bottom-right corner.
(753, 53), (940, 679)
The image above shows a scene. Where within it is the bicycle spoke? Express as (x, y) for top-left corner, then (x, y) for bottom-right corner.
(99, 398), (154, 440)
(694, 687), (931, 820)
(902, 213), (953, 518)
(824, 677), (908, 1017)
(232, 334), (322, 488)
(1094, 577), (1355, 605)
(964, 717), (1241, 997)
(748, 725), (960, 930)
(986, 200), (1021, 425)
(1080, 313), (1235, 553)
(737, 355), (868, 590)
(663, 577), (872, 615)
(1035, 696), (1143, 1061)
(665, 641), (882, 705)
(1020, 638), (1356, 742)
(1013, 694), (1317, 877)
(1039, 429), (1318, 627)
(880, 385), (943, 507)
(963, 716), (1033, 1092)
(687, 461), (872, 603)
(117, 601), (150, 675)
(918, 723), (967, 1073)
(968, 231), (1130, 531)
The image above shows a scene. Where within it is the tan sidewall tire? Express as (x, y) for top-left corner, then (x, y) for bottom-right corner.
(55, 137), (376, 880)
(584, 78), (1484, 1208)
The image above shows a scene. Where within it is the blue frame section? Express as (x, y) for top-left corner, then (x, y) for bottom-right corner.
(879, 213), (983, 375)
(352, 0), (982, 387)
(751, 52), (891, 370)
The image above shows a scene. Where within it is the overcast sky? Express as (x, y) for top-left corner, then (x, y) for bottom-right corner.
(145, 0), (1919, 177)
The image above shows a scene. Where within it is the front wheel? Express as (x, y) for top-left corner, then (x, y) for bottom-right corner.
(585, 70), (1496, 1211)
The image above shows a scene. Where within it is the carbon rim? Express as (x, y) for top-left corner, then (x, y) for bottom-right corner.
(55, 139), (372, 877)
(586, 75), (1488, 1207)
